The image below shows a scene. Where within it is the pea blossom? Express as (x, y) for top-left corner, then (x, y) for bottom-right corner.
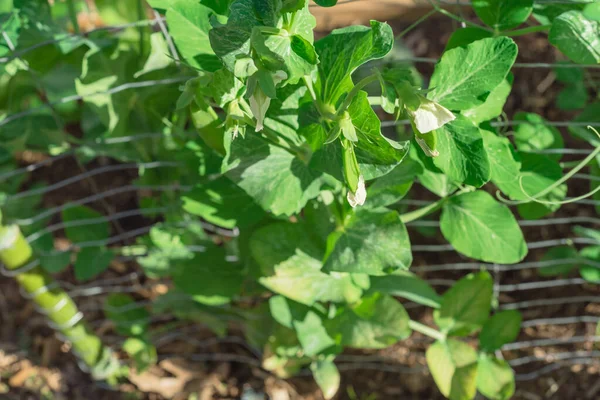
(406, 96), (455, 134)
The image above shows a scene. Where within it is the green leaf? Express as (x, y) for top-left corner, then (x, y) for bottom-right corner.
(463, 75), (513, 124)
(173, 248), (244, 306)
(104, 294), (149, 336)
(435, 271), (493, 336)
(476, 356), (515, 400)
(549, 11), (600, 64)
(153, 291), (229, 336)
(311, 359), (340, 400)
(294, 311), (336, 356)
(327, 293), (411, 349)
(209, 68), (245, 108)
(569, 102), (600, 145)
(473, 0), (534, 31)
(445, 27), (492, 51)
(579, 246), (600, 283)
(515, 154), (567, 220)
(0, 113), (66, 154)
(251, 222), (363, 305)
(222, 132), (325, 216)
(533, 2), (586, 26)
(366, 158), (422, 208)
(481, 129), (522, 197)
(268, 296), (335, 356)
(269, 295), (309, 329)
(166, 0), (220, 71)
(313, 0), (337, 6)
(369, 271), (441, 308)
(479, 310), (522, 352)
(304, 194), (337, 245)
(40, 252), (72, 274)
(134, 32), (173, 78)
(410, 145), (458, 197)
(574, 226), (600, 242)
(441, 191), (527, 264)
(429, 37), (518, 110)
(182, 176), (265, 229)
(554, 61), (585, 83)
(0, 11), (20, 57)
(256, 31), (318, 84)
(513, 112), (564, 161)
(323, 208), (412, 276)
(308, 93), (410, 182)
(123, 337), (157, 373)
(34, 232), (72, 274)
(282, 0), (307, 13)
(557, 83), (588, 110)
(426, 339), (478, 400)
(208, 0), (260, 72)
(135, 223), (208, 278)
(433, 115), (491, 187)
(200, 0), (233, 15)
(315, 21), (394, 105)
(74, 247), (114, 281)
(584, 3), (600, 21)
(62, 206), (110, 243)
(538, 246), (578, 276)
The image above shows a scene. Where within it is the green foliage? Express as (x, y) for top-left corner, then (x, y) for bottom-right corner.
(473, 0), (533, 31)
(311, 359), (340, 400)
(538, 246), (578, 276)
(426, 339), (478, 400)
(549, 10), (600, 64)
(476, 356), (515, 400)
(323, 208), (412, 275)
(428, 37), (517, 110)
(11, 0), (598, 398)
(440, 192), (527, 264)
(479, 310), (522, 352)
(435, 271), (493, 336)
(122, 337), (157, 373)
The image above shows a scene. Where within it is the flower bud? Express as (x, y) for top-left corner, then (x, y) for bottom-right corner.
(249, 70), (287, 132)
(347, 175), (366, 208)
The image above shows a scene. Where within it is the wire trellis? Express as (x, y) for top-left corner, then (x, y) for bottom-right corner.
(1, 0), (600, 398)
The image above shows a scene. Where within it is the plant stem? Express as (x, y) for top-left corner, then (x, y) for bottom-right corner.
(336, 74), (379, 118)
(532, 135), (600, 199)
(429, 0), (493, 32)
(502, 24), (551, 37)
(303, 76), (337, 120)
(137, 0), (146, 56)
(409, 320), (445, 341)
(0, 225), (120, 380)
(396, 9), (437, 39)
(67, 0), (80, 34)
(400, 197), (447, 223)
(368, 96), (382, 106)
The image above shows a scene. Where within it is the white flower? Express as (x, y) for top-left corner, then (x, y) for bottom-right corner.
(407, 97), (455, 134)
(249, 70), (287, 132)
(347, 175), (366, 208)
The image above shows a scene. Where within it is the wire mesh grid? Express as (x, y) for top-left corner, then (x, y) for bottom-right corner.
(1, 0), (600, 398)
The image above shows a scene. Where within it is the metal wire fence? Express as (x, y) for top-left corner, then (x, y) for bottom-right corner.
(1, 0), (600, 398)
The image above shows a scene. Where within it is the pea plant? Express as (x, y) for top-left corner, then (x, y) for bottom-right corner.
(1, 0), (600, 399)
